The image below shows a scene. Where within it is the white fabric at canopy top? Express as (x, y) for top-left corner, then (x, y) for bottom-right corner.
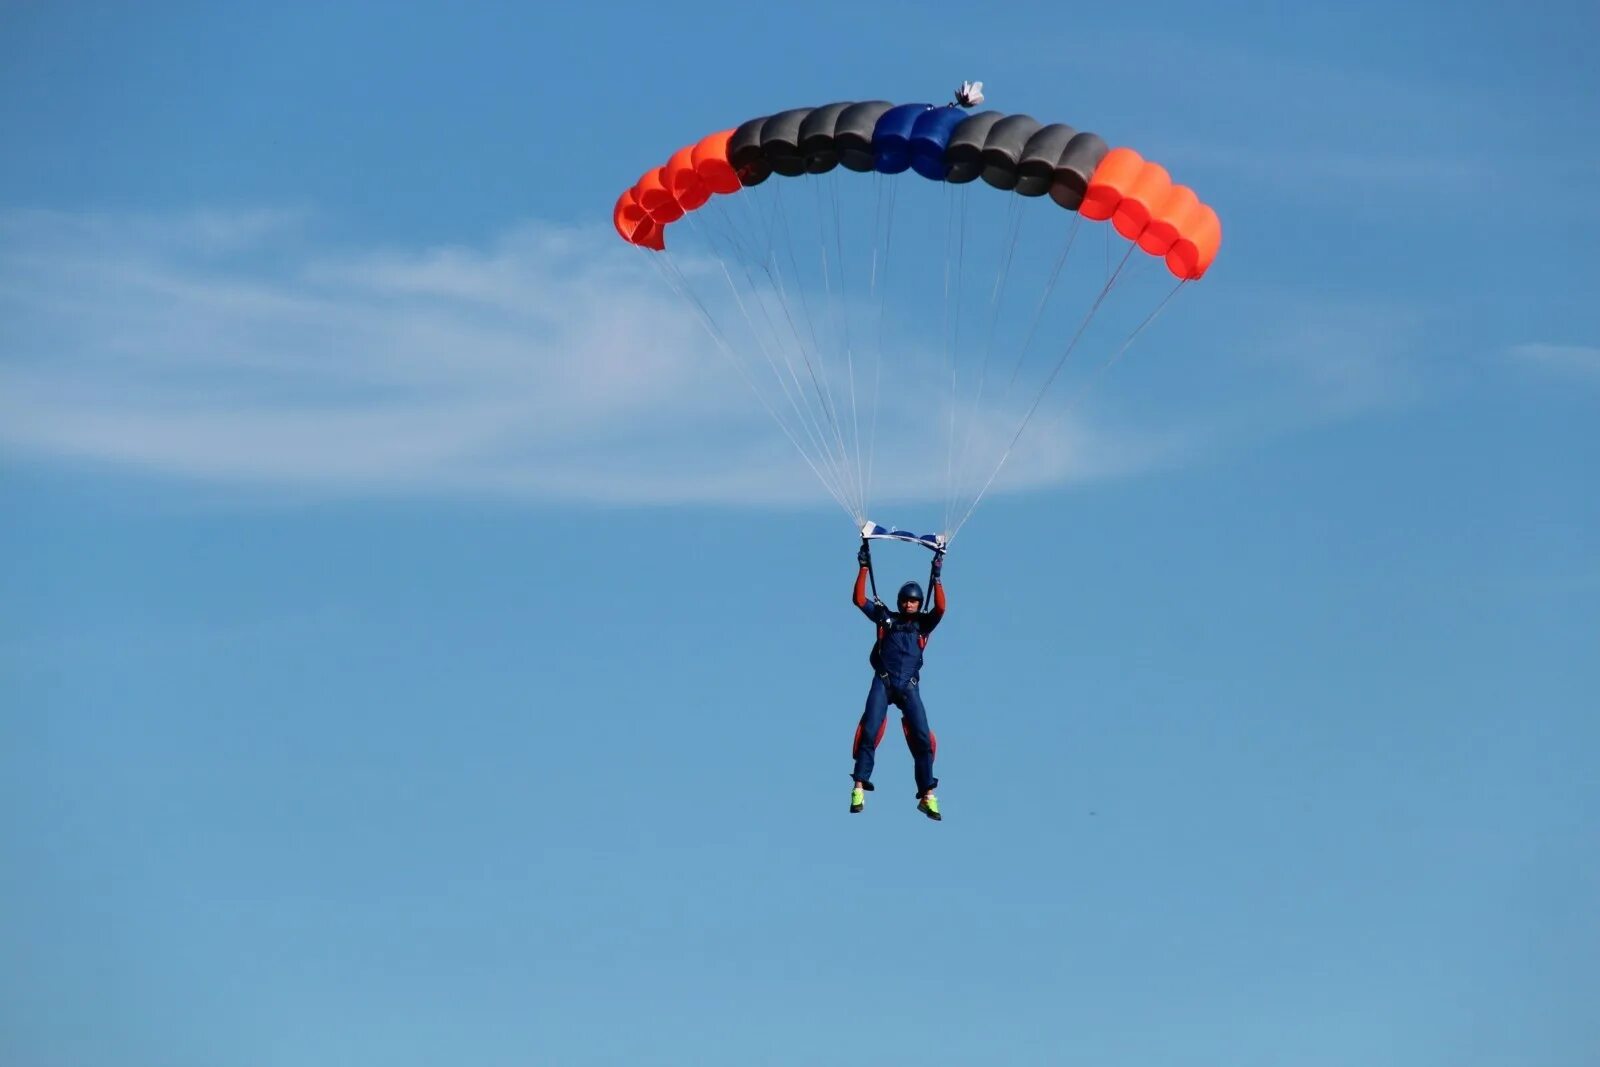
(646, 160), (1186, 544)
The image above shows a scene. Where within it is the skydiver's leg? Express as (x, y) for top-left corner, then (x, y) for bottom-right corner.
(898, 684), (938, 797)
(851, 676), (891, 786)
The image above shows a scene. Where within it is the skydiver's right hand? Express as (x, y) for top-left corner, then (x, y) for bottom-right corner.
(857, 543), (872, 568)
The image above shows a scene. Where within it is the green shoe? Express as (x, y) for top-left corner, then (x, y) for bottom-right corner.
(850, 785), (866, 813)
(917, 792), (941, 821)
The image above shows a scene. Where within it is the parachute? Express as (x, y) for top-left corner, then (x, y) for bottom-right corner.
(615, 86), (1221, 544)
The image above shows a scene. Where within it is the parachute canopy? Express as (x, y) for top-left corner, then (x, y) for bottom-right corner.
(616, 89), (1221, 542)
(617, 98), (1220, 280)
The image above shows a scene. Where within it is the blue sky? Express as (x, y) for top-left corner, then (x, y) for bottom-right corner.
(2, 2), (1597, 1065)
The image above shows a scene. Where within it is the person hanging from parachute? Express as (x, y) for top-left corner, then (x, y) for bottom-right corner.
(614, 82), (1223, 821)
(849, 534), (947, 820)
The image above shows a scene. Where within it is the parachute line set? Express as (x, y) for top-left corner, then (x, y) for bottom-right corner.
(615, 84), (1222, 545)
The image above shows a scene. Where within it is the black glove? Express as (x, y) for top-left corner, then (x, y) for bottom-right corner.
(857, 543), (872, 568)
(930, 550), (944, 579)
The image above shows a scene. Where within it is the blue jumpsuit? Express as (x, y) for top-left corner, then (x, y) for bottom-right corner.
(851, 577), (943, 796)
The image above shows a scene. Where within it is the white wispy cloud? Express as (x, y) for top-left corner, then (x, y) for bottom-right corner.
(0, 208), (1179, 513)
(1507, 343), (1600, 384)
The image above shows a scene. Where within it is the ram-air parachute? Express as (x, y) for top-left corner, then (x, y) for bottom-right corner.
(615, 84), (1221, 545)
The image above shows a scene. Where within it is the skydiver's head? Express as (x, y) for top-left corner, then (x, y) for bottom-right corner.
(897, 581), (924, 614)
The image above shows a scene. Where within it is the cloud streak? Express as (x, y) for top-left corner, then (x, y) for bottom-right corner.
(0, 206), (1440, 526)
(1507, 343), (1600, 385)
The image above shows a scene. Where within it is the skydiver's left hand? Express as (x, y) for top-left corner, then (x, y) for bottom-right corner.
(931, 550), (944, 579)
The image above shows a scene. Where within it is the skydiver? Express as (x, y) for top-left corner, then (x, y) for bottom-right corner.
(849, 542), (946, 821)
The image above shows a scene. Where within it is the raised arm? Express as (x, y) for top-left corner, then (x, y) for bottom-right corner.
(921, 550), (947, 632)
(854, 542), (884, 621)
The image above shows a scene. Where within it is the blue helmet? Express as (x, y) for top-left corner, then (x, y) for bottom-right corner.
(897, 581), (924, 608)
